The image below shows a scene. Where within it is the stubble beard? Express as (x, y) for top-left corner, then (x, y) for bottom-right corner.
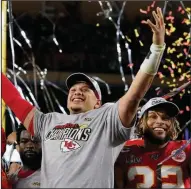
(143, 128), (171, 145)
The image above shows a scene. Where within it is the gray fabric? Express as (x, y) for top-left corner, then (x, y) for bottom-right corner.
(13, 169), (41, 188)
(34, 101), (135, 188)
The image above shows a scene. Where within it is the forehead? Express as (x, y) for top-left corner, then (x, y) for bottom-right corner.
(148, 108), (169, 116)
(20, 130), (32, 139)
(70, 82), (92, 89)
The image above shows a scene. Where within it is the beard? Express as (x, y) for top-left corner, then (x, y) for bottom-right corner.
(143, 128), (171, 145)
(20, 151), (42, 170)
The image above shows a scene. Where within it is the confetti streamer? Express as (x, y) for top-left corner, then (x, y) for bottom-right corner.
(162, 80), (191, 100)
(98, 1), (134, 91)
(162, 1), (169, 16)
(139, 1), (156, 14)
(92, 76), (111, 95)
(116, 1), (128, 91)
(7, 0), (17, 88)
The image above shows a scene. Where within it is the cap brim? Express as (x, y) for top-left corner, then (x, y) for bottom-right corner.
(147, 102), (179, 117)
(66, 73), (94, 90)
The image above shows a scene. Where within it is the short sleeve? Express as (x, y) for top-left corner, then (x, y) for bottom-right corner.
(33, 109), (54, 140)
(105, 101), (136, 146)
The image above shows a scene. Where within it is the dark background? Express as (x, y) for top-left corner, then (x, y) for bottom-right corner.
(5, 1), (191, 138)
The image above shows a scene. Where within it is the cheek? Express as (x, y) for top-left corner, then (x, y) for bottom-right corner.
(19, 145), (24, 153)
(146, 120), (155, 128)
(165, 121), (172, 130)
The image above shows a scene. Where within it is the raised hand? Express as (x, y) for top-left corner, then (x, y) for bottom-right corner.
(143, 7), (165, 46)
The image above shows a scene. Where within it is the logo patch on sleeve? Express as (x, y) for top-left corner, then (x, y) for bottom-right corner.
(171, 150), (186, 162)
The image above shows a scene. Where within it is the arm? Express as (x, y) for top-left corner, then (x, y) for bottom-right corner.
(2, 74), (35, 132)
(119, 7), (166, 127)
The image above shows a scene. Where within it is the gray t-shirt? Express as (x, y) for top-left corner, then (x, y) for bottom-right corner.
(34, 101), (135, 188)
(13, 169), (41, 188)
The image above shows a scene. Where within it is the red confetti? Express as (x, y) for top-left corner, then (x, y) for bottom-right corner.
(141, 20), (146, 24)
(151, 1), (156, 8)
(183, 41), (190, 46)
(168, 67), (174, 74)
(186, 62), (191, 67)
(186, 106), (190, 111)
(128, 63), (134, 68)
(182, 18), (189, 24)
(183, 48), (188, 56)
(179, 110), (184, 114)
(157, 90), (162, 96)
(140, 9), (147, 14)
(177, 6), (182, 12)
(166, 16), (174, 23)
(147, 6), (151, 12)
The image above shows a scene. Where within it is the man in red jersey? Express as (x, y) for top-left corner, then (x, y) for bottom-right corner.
(115, 97), (191, 188)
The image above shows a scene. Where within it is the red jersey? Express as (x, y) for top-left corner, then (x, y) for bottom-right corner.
(2, 168), (12, 189)
(115, 139), (191, 188)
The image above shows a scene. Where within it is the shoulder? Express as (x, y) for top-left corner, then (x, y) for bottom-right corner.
(168, 140), (190, 149)
(167, 140), (190, 162)
(85, 102), (116, 116)
(124, 138), (144, 147)
(119, 139), (144, 154)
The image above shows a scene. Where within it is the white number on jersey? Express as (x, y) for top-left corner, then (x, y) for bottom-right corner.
(128, 165), (184, 188)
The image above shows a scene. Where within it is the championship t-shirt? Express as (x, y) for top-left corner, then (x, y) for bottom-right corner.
(32, 102), (135, 187)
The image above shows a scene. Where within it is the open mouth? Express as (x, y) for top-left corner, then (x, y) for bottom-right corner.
(72, 98), (84, 102)
(153, 128), (165, 132)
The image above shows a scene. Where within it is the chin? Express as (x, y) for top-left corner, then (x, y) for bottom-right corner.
(70, 106), (84, 113)
(144, 130), (170, 145)
(153, 133), (166, 140)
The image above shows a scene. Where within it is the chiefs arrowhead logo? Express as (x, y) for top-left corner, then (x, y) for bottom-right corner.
(60, 139), (81, 152)
(171, 150), (186, 162)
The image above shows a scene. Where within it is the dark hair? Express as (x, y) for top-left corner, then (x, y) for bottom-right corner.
(16, 124), (27, 143)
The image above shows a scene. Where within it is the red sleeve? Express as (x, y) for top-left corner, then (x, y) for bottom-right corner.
(1, 127), (6, 157)
(2, 73), (34, 124)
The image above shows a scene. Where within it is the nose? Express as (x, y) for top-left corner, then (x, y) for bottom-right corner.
(25, 141), (35, 150)
(155, 116), (164, 124)
(74, 89), (82, 96)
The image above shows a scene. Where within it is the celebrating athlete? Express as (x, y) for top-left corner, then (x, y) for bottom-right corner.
(115, 97), (191, 188)
(2, 7), (166, 188)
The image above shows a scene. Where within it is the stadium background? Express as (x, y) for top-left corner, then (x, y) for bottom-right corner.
(4, 1), (191, 139)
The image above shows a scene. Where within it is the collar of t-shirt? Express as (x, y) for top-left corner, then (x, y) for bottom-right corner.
(18, 169), (36, 178)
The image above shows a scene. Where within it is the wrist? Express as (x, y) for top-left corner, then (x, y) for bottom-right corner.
(151, 43), (166, 51)
(140, 43), (166, 75)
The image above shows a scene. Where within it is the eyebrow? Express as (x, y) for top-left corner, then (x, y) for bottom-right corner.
(20, 137), (39, 141)
(70, 85), (92, 90)
(148, 111), (170, 117)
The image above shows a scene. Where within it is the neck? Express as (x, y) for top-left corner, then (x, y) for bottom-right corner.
(22, 165), (32, 171)
(144, 139), (169, 149)
(22, 164), (40, 171)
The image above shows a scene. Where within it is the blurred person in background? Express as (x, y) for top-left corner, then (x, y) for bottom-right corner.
(115, 97), (191, 188)
(3, 126), (41, 188)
